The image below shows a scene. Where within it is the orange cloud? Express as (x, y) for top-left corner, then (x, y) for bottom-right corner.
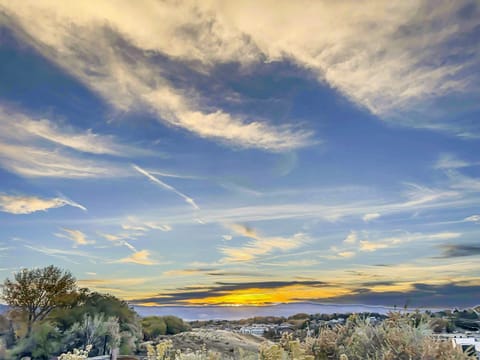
(115, 250), (158, 265)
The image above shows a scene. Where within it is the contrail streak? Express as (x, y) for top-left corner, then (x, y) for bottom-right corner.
(133, 165), (199, 210)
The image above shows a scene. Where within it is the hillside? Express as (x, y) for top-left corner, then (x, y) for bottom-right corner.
(160, 329), (264, 358)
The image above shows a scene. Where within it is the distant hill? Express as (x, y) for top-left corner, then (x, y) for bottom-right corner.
(0, 304), (8, 314)
(134, 302), (400, 321)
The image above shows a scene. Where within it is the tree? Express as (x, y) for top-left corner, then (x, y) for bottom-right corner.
(142, 316), (167, 340)
(50, 291), (142, 354)
(163, 316), (190, 335)
(1, 265), (77, 337)
(141, 315), (189, 340)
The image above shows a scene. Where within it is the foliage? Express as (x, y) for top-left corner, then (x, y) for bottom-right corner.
(256, 312), (475, 360)
(58, 345), (92, 360)
(259, 333), (314, 360)
(164, 315), (191, 335)
(0, 266), (143, 357)
(63, 312), (120, 356)
(173, 347), (221, 360)
(0, 338), (6, 360)
(1, 265), (76, 336)
(146, 340), (221, 360)
(0, 314), (16, 347)
(146, 339), (174, 359)
(51, 290), (142, 354)
(0, 314), (9, 333)
(288, 314), (310, 320)
(143, 316), (190, 339)
(0, 266), (477, 359)
(51, 291), (137, 330)
(143, 316), (168, 340)
(8, 321), (62, 359)
(259, 342), (284, 360)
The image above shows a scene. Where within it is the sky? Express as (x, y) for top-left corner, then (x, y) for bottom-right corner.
(0, 0), (479, 308)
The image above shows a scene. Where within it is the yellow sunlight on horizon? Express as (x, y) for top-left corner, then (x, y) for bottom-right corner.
(185, 284), (353, 306)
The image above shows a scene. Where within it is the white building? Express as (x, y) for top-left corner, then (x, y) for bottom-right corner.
(452, 337), (480, 359)
(239, 325), (268, 336)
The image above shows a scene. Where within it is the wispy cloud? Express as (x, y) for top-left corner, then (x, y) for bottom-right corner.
(446, 170), (480, 192)
(76, 276), (160, 299)
(0, 193), (86, 214)
(363, 213), (381, 222)
(0, 142), (126, 178)
(156, 183), (470, 226)
(0, 106), (134, 178)
(148, 170), (203, 180)
(207, 1), (479, 136)
(1, 4), (312, 150)
(259, 259), (320, 267)
(219, 223), (309, 262)
(308, 282), (480, 308)
(142, 222), (172, 232)
(327, 245), (356, 260)
(0, 107), (144, 156)
(55, 228), (95, 247)
(434, 154), (473, 170)
(24, 244), (100, 264)
(2, 1), (479, 142)
(133, 165), (199, 209)
(99, 233), (138, 252)
(359, 231), (461, 252)
(163, 268), (217, 277)
(343, 231), (357, 245)
(98, 217), (172, 252)
(464, 215), (480, 223)
(114, 250), (158, 266)
(337, 251), (356, 259)
(400, 183), (459, 208)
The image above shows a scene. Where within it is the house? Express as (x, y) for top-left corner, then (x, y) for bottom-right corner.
(239, 325), (269, 336)
(452, 337), (480, 359)
(277, 323), (295, 335)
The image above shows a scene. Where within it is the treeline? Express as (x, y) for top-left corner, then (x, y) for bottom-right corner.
(0, 265), (189, 359)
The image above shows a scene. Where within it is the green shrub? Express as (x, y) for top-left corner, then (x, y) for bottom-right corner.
(142, 316), (190, 340)
(8, 321), (61, 359)
(143, 316), (168, 339)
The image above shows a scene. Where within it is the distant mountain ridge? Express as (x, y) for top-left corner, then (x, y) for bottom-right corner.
(133, 302), (408, 321)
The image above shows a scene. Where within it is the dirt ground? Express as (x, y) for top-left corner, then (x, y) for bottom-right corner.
(161, 329), (266, 359)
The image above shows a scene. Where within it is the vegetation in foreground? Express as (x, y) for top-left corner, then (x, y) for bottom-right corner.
(0, 266), (189, 359)
(0, 265), (477, 359)
(144, 313), (475, 360)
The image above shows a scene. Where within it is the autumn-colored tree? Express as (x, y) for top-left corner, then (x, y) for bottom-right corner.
(1, 265), (77, 337)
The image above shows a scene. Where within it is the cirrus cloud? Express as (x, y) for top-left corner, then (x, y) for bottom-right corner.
(220, 223), (309, 262)
(114, 250), (158, 266)
(54, 228), (95, 247)
(0, 193), (86, 214)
